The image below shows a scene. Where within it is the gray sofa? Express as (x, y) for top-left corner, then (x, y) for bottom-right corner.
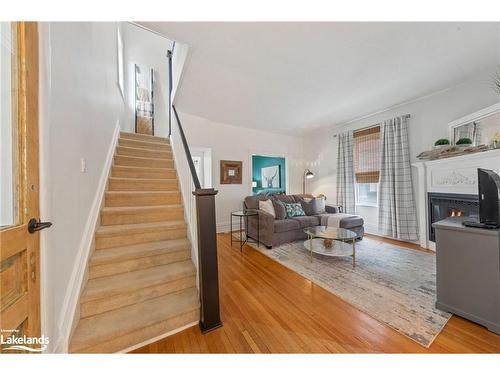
(243, 194), (364, 248)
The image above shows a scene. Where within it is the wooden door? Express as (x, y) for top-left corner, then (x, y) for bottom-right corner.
(0, 22), (41, 353)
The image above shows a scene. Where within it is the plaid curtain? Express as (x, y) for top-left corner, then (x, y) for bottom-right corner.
(378, 116), (419, 241)
(336, 131), (355, 214)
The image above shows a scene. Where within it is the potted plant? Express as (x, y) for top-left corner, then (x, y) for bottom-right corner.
(456, 138), (473, 147)
(434, 138), (450, 149)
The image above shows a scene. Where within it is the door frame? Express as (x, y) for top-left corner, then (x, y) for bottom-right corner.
(0, 22), (40, 351)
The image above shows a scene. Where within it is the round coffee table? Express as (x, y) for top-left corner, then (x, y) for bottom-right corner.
(303, 226), (357, 267)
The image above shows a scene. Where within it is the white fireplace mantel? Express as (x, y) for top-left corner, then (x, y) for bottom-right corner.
(412, 148), (500, 250)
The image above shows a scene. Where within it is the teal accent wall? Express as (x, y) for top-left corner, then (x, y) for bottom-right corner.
(252, 155), (286, 195)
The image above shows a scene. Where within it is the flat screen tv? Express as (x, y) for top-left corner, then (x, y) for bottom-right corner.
(463, 168), (500, 229)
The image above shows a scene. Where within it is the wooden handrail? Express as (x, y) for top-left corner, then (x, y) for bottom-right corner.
(172, 105), (201, 189)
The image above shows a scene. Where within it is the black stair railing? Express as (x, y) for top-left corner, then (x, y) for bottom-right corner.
(168, 48), (222, 333)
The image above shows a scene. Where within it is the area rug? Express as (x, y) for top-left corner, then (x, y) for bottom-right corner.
(249, 238), (451, 347)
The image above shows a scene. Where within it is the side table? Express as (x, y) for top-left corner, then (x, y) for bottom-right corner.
(230, 210), (260, 251)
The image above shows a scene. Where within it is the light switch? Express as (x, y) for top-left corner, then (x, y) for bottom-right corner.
(80, 158), (87, 173)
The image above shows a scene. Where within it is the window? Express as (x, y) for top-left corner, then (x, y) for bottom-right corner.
(354, 126), (380, 206)
(117, 26), (124, 99)
(356, 183), (379, 207)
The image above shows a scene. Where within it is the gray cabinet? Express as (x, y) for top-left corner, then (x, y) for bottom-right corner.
(433, 217), (500, 334)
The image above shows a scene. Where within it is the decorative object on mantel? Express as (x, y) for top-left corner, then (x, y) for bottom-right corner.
(434, 138), (450, 149)
(456, 137), (473, 147)
(220, 160), (242, 184)
(492, 132), (500, 149)
(416, 144), (489, 161)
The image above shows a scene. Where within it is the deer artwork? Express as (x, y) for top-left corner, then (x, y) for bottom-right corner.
(264, 168), (278, 188)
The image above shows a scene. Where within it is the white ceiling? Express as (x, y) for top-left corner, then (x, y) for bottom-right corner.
(140, 22), (500, 135)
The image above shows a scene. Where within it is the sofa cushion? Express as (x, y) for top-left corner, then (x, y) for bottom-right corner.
(299, 198), (326, 215)
(315, 213), (364, 228)
(274, 219), (300, 233)
(274, 195), (297, 204)
(290, 215), (320, 228)
(244, 195), (268, 209)
(284, 202), (305, 218)
(272, 198), (287, 220)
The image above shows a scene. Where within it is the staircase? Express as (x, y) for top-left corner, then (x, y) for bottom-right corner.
(69, 132), (199, 353)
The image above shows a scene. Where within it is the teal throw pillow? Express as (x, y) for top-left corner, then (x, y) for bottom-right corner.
(284, 202), (305, 218)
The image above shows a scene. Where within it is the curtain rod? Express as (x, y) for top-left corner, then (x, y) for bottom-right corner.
(332, 113), (411, 138)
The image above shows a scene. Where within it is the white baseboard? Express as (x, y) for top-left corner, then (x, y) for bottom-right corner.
(56, 121), (120, 353)
(217, 220), (231, 233)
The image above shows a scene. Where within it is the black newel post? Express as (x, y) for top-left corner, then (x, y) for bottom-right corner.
(194, 188), (222, 333)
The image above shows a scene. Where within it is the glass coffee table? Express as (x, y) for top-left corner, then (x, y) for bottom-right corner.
(303, 226), (357, 267)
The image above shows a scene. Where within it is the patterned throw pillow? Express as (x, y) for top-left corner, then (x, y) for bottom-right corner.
(284, 202), (306, 218)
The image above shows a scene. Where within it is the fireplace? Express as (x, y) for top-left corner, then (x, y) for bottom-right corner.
(428, 192), (479, 242)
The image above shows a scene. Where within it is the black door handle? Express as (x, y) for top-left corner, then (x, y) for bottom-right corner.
(28, 218), (53, 233)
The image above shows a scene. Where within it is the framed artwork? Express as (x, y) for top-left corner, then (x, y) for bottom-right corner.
(220, 160), (242, 184)
(135, 64), (154, 135)
(261, 165), (281, 188)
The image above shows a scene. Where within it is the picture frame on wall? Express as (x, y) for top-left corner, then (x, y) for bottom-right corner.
(261, 165), (281, 188)
(220, 160), (242, 184)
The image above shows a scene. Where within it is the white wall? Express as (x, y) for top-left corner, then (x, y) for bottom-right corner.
(176, 111), (305, 232)
(122, 23), (173, 137)
(172, 41), (189, 101)
(303, 70), (500, 236)
(38, 22), (125, 352)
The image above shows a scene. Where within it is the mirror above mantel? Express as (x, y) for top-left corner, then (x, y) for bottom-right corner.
(449, 103), (500, 147)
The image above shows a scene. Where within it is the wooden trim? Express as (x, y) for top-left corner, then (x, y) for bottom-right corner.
(22, 21), (41, 339)
(353, 125), (380, 138)
(355, 171), (380, 184)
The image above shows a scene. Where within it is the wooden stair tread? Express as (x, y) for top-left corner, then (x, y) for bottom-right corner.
(96, 220), (186, 236)
(90, 239), (191, 265)
(112, 165), (175, 172)
(106, 190), (179, 196)
(120, 132), (169, 143)
(82, 260), (196, 302)
(114, 154), (173, 163)
(118, 138), (172, 149)
(70, 288), (199, 352)
(101, 204), (182, 214)
(109, 177), (177, 182)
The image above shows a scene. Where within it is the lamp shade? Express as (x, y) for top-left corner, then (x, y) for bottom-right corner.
(252, 181), (257, 188)
(305, 170), (314, 179)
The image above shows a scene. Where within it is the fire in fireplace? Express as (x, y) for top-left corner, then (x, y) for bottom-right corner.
(428, 192), (479, 242)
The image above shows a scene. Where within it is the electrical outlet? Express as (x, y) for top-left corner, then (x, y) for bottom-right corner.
(80, 158), (87, 173)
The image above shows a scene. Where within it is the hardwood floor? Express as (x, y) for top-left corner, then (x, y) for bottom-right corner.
(131, 233), (500, 353)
